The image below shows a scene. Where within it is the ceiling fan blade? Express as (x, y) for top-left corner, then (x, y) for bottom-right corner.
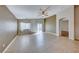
(38, 6), (50, 17)
(44, 6), (50, 11)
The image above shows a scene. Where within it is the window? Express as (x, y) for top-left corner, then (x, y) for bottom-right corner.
(20, 22), (31, 31)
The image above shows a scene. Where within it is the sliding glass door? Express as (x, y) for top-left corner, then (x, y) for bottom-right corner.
(37, 23), (43, 32)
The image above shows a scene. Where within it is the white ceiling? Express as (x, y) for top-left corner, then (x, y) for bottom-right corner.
(6, 5), (72, 19)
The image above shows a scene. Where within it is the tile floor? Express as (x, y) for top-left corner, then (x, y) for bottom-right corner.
(4, 32), (79, 53)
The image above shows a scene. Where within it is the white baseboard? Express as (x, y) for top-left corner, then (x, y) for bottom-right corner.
(2, 33), (39, 53)
(2, 36), (18, 53)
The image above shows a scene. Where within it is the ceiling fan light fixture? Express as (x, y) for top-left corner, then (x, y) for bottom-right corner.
(38, 6), (50, 17)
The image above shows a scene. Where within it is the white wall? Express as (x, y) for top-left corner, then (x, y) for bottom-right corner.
(56, 6), (74, 40)
(0, 6), (17, 52)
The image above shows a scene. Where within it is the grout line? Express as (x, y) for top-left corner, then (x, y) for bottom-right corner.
(2, 36), (18, 53)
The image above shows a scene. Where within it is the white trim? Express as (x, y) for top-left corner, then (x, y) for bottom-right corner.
(2, 36), (18, 53)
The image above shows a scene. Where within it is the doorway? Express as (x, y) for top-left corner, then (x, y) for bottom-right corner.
(59, 18), (69, 37)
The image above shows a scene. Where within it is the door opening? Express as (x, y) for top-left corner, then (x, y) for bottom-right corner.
(59, 18), (69, 37)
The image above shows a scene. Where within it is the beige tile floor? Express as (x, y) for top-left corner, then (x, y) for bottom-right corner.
(3, 32), (79, 53)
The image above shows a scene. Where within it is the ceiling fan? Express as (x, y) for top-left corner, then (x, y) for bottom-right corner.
(38, 6), (50, 17)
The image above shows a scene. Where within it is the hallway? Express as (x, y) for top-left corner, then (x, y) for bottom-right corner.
(3, 32), (79, 53)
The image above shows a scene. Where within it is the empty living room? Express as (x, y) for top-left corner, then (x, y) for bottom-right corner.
(0, 5), (79, 53)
